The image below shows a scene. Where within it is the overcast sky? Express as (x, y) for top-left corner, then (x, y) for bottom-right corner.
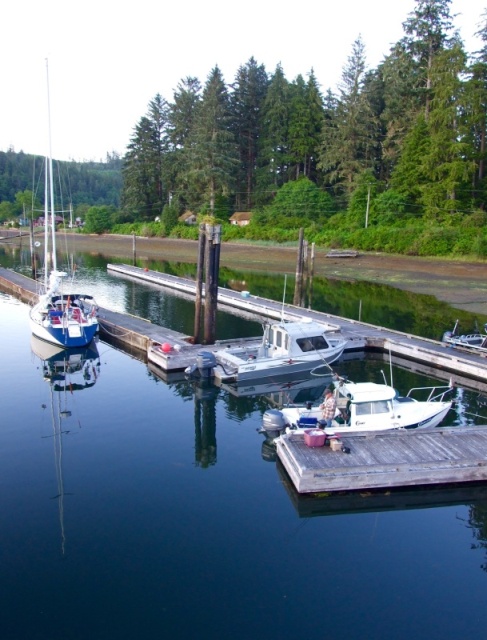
(1, 0), (485, 162)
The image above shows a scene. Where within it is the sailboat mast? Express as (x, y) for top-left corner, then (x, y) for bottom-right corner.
(45, 59), (57, 272)
(43, 156), (49, 289)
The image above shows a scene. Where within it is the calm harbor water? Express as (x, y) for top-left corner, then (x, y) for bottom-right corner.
(2, 245), (487, 639)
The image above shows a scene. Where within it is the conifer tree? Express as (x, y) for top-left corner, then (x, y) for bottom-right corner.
(465, 9), (487, 207)
(256, 64), (291, 200)
(122, 94), (168, 219)
(166, 77), (202, 210)
(230, 58), (268, 210)
(288, 71), (323, 180)
(419, 42), (474, 217)
(187, 66), (238, 215)
(318, 36), (378, 200)
(402, 0), (455, 118)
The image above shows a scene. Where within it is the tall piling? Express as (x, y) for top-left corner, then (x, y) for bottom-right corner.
(203, 223), (221, 344)
(193, 224), (206, 343)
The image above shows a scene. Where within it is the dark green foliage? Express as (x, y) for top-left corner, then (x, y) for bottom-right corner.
(161, 202), (179, 232)
(264, 177), (334, 224)
(84, 205), (116, 234)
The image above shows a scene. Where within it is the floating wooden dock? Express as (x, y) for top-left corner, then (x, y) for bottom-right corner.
(275, 427), (487, 493)
(276, 460), (487, 517)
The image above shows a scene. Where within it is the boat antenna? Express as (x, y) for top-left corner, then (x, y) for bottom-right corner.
(45, 58), (56, 272)
(281, 274), (287, 322)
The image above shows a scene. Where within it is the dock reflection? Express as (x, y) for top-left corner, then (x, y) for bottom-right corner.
(276, 459), (487, 519)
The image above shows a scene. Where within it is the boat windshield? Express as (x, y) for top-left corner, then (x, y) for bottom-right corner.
(355, 400), (390, 415)
(296, 336), (329, 352)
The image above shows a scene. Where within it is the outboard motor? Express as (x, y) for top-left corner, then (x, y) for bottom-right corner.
(185, 350), (217, 379)
(262, 409), (287, 439)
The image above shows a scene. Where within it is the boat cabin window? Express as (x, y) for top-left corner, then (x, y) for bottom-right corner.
(355, 400), (390, 415)
(268, 328), (285, 349)
(296, 335), (329, 352)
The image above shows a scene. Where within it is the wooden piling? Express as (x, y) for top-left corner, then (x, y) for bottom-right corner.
(193, 224), (206, 343)
(203, 223), (221, 344)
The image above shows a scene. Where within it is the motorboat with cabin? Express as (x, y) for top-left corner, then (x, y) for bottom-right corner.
(262, 376), (453, 438)
(185, 318), (348, 383)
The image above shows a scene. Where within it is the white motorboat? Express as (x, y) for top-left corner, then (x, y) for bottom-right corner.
(186, 318), (348, 383)
(262, 377), (453, 436)
(442, 319), (487, 353)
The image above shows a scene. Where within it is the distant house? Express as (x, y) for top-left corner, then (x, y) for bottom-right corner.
(36, 215), (65, 227)
(229, 212), (252, 226)
(178, 211), (197, 225)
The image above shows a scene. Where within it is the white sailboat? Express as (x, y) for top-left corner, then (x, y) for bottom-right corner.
(29, 60), (98, 348)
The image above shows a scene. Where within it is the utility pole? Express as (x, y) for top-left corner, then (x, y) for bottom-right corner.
(365, 185), (371, 229)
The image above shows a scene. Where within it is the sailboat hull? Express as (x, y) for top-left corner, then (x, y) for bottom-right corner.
(30, 307), (98, 348)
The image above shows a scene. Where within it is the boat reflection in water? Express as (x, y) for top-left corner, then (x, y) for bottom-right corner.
(218, 370), (333, 405)
(31, 336), (101, 554)
(217, 372), (333, 463)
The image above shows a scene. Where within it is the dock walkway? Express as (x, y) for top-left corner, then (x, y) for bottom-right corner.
(276, 427), (487, 493)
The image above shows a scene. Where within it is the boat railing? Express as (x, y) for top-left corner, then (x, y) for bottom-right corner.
(406, 385), (453, 403)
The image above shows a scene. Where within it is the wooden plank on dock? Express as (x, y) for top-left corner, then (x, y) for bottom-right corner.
(275, 427), (487, 493)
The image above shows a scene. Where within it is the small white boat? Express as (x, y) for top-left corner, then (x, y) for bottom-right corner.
(442, 319), (487, 353)
(263, 377), (453, 436)
(186, 318), (348, 382)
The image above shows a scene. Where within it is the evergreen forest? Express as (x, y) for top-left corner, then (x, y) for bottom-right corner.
(3, 0), (487, 259)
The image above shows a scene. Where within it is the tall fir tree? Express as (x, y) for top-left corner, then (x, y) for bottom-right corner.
(256, 64), (291, 201)
(464, 9), (487, 208)
(287, 71), (323, 180)
(230, 58), (268, 210)
(166, 77), (202, 211)
(318, 36), (378, 200)
(419, 42), (475, 217)
(122, 94), (168, 219)
(402, 0), (455, 118)
(187, 66), (238, 215)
